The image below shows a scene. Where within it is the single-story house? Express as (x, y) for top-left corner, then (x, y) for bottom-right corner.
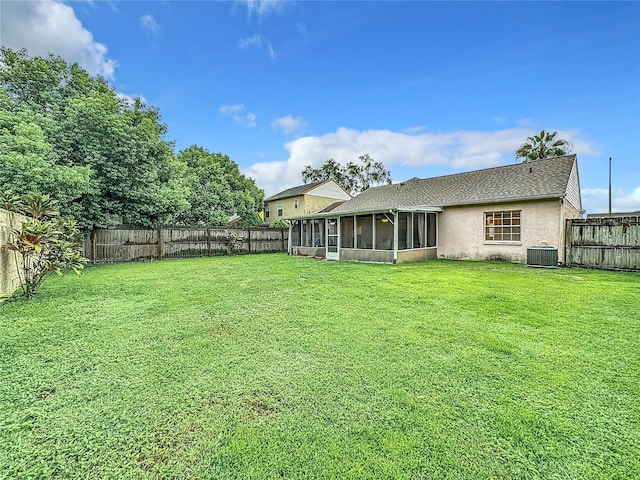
(286, 155), (582, 264)
(263, 179), (351, 223)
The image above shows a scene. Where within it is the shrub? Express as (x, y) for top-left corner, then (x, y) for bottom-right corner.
(269, 219), (290, 228)
(4, 193), (87, 298)
(224, 229), (244, 256)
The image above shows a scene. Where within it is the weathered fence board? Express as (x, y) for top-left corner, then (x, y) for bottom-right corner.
(0, 209), (28, 300)
(84, 227), (288, 264)
(565, 217), (640, 271)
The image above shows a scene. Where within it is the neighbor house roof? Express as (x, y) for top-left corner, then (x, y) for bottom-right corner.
(265, 179), (338, 202)
(586, 211), (640, 219)
(329, 155), (578, 215)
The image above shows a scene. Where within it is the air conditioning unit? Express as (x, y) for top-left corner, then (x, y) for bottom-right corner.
(527, 246), (558, 268)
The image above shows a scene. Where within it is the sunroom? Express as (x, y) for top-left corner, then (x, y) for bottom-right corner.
(287, 207), (440, 263)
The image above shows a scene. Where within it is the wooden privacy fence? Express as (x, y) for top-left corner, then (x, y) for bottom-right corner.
(83, 227), (288, 264)
(565, 216), (640, 271)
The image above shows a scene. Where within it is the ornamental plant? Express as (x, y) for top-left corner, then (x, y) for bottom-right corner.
(4, 192), (87, 298)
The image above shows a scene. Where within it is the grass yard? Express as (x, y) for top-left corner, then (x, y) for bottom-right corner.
(1, 254), (639, 479)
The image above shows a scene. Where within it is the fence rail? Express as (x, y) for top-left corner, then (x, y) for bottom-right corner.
(83, 227), (288, 264)
(565, 216), (640, 271)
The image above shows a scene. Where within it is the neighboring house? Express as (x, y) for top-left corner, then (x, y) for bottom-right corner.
(286, 155), (582, 264)
(263, 179), (351, 224)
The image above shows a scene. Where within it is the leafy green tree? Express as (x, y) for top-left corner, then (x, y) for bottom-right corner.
(514, 130), (573, 162)
(269, 219), (290, 228)
(175, 146), (264, 226)
(0, 47), (190, 230)
(5, 193), (87, 298)
(302, 158), (347, 189)
(0, 48), (70, 114)
(57, 93), (190, 229)
(0, 89), (91, 217)
(237, 212), (263, 227)
(302, 154), (392, 194)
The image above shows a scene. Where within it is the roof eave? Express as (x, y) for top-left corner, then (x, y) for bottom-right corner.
(441, 193), (565, 207)
(285, 205), (443, 220)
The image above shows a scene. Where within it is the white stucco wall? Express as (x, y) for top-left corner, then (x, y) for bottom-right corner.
(437, 199), (571, 263)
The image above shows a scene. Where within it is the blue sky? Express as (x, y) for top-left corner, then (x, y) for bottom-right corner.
(2, 1), (639, 213)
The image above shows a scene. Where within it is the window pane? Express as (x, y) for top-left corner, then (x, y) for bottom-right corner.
(484, 211), (521, 241)
(427, 213), (436, 247)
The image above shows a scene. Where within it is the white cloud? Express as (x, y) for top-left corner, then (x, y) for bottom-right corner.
(582, 186), (640, 214)
(282, 127), (533, 171)
(238, 34), (275, 58)
(556, 129), (597, 156)
(245, 126), (595, 197)
(0, 0), (117, 79)
(219, 103), (257, 128)
(219, 104), (244, 115)
(140, 14), (159, 35)
(238, 34), (263, 49)
(240, 0), (290, 19)
(266, 42), (276, 59)
(243, 160), (301, 198)
(271, 115), (307, 135)
(116, 92), (148, 107)
(244, 112), (258, 128)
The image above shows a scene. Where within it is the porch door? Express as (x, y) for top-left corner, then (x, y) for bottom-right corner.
(326, 218), (339, 260)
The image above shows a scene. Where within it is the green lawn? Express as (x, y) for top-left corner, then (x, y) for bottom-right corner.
(1, 254), (639, 479)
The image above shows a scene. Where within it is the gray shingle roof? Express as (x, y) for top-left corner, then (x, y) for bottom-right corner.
(331, 155), (577, 214)
(264, 179), (330, 202)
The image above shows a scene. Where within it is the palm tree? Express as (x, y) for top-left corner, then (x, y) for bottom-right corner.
(515, 130), (573, 162)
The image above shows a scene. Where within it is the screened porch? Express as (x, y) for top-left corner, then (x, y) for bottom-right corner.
(288, 209), (439, 263)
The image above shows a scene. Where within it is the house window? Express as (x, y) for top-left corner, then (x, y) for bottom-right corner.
(277, 201), (283, 217)
(485, 210), (521, 241)
(265, 207), (270, 219)
(427, 213), (437, 247)
(294, 199), (299, 209)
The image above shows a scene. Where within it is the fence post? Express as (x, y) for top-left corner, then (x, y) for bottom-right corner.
(207, 228), (211, 257)
(280, 228), (285, 251)
(157, 227), (164, 260)
(92, 229), (97, 264)
(564, 219), (572, 267)
(247, 228), (252, 253)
